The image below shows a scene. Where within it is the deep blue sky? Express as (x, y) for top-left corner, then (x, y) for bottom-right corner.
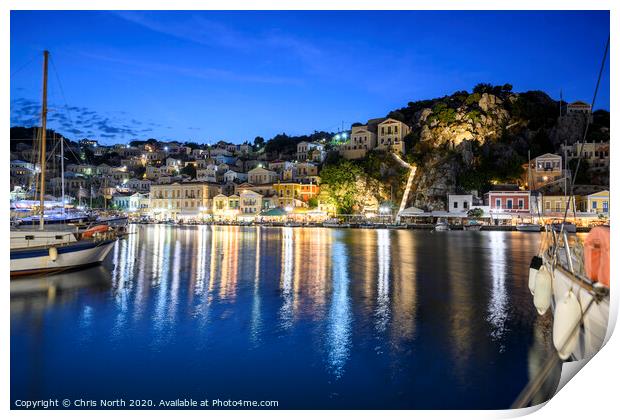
(11, 10), (610, 145)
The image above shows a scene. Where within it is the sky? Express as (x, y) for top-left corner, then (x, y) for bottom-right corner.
(10, 10), (610, 145)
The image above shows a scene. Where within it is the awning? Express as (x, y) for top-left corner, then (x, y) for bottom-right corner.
(399, 207), (425, 216)
(259, 207), (287, 216)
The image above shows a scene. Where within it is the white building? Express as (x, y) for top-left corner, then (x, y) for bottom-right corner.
(296, 141), (324, 162)
(248, 167), (278, 185)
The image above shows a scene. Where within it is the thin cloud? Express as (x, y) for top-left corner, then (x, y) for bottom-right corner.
(78, 50), (303, 85)
(114, 11), (324, 70)
(10, 97), (159, 141)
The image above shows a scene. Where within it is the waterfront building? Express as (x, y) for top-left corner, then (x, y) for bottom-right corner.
(66, 163), (97, 177)
(268, 160), (294, 173)
(538, 195), (585, 214)
(248, 167), (278, 185)
(294, 162), (318, 180)
(97, 163), (114, 176)
(111, 193), (132, 210)
(239, 190), (263, 216)
(274, 182), (320, 208)
(448, 194), (476, 213)
(125, 178), (152, 193)
(10, 160), (36, 189)
(149, 182), (221, 221)
(48, 172), (88, 199)
(586, 190), (609, 214)
(212, 193), (241, 219)
(523, 153), (567, 190)
(234, 182), (276, 199)
(376, 118), (410, 155)
(485, 188), (531, 213)
(223, 170), (249, 183)
(296, 141), (324, 162)
(339, 124), (377, 159)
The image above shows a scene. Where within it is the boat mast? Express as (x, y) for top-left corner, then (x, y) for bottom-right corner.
(38, 50), (49, 230)
(60, 132), (65, 218)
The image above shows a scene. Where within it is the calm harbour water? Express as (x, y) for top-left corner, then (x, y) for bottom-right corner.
(11, 225), (561, 409)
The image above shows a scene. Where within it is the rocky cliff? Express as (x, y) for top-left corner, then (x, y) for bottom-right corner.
(380, 85), (608, 210)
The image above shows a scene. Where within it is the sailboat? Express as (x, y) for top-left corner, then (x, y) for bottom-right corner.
(10, 50), (117, 277)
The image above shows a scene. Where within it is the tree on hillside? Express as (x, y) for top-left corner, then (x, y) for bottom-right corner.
(319, 160), (365, 214)
(180, 164), (197, 179)
(253, 136), (265, 148)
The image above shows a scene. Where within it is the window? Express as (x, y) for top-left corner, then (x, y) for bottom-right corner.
(518, 199), (524, 209)
(592, 201), (597, 209)
(555, 201), (562, 212)
(603, 201), (608, 212)
(495, 198), (501, 208)
(453, 201), (458, 209)
(506, 199), (513, 209)
(463, 201), (468, 209)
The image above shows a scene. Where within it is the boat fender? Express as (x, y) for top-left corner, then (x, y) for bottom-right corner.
(553, 290), (582, 360)
(533, 266), (552, 315)
(528, 256), (543, 295)
(49, 247), (58, 262)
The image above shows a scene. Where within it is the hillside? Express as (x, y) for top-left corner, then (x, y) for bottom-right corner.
(323, 84), (610, 212)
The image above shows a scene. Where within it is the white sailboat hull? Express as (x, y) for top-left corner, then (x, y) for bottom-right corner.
(10, 240), (115, 276)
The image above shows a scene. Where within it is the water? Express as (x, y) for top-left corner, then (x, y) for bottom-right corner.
(11, 225), (561, 409)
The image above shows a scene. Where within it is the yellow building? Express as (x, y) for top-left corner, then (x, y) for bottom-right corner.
(149, 182), (221, 221)
(376, 118), (411, 155)
(212, 193), (240, 219)
(538, 195), (584, 214)
(586, 190), (609, 214)
(274, 182), (320, 208)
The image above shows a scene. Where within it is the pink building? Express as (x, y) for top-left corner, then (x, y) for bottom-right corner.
(484, 190), (531, 213)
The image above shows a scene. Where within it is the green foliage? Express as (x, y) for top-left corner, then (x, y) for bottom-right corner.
(253, 136), (265, 148)
(568, 159), (591, 184)
(133, 165), (146, 179)
(465, 110), (481, 123)
(307, 197), (319, 209)
(319, 160), (365, 214)
(473, 83), (513, 97)
(465, 93), (481, 105)
(457, 141), (526, 193)
(467, 208), (484, 218)
(406, 140), (434, 166)
(430, 102), (457, 124)
(509, 90), (558, 130)
(180, 164), (197, 179)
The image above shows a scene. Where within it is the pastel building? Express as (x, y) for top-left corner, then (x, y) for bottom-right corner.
(376, 118), (411, 155)
(485, 189), (531, 213)
(248, 167), (278, 185)
(523, 153), (567, 190)
(586, 190), (609, 214)
(339, 124), (377, 160)
(149, 182), (221, 221)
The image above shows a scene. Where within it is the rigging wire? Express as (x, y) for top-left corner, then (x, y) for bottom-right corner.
(561, 35), (609, 225)
(10, 53), (40, 79)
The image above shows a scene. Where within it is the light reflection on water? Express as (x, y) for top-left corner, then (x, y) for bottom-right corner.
(10, 225), (560, 409)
